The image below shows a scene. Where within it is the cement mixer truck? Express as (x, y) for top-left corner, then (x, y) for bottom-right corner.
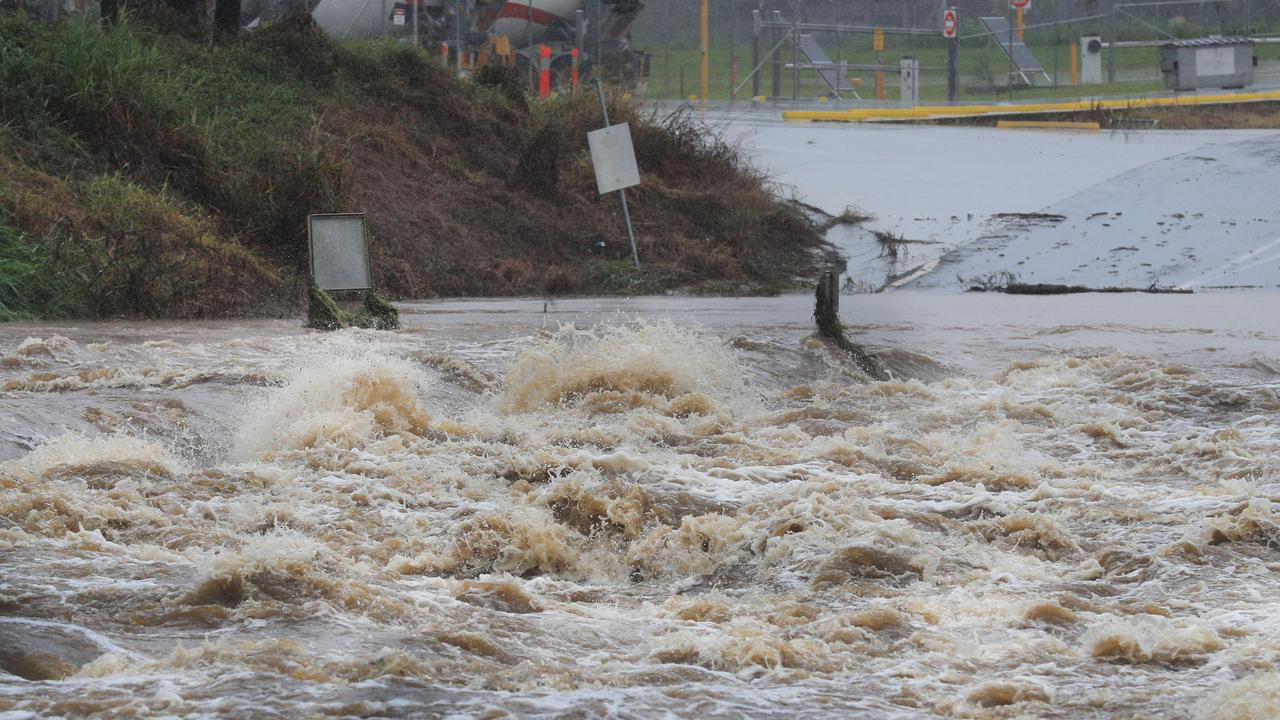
(306, 0), (647, 90)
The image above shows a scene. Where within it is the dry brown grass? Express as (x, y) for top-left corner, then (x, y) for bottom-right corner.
(953, 101), (1280, 130)
(1132, 101), (1280, 129)
(2, 14), (826, 319)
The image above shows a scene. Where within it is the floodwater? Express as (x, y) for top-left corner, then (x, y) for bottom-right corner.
(3, 293), (1280, 718)
(722, 110), (1280, 291)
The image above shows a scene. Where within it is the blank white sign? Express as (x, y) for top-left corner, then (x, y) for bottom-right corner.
(309, 214), (371, 291)
(1196, 47), (1235, 76)
(588, 122), (641, 195)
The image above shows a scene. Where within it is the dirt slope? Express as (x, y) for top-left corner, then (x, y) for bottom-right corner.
(0, 10), (829, 319)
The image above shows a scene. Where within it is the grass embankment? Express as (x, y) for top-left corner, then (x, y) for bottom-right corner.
(0, 10), (825, 319)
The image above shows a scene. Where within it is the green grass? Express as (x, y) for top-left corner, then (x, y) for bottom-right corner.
(585, 259), (637, 292)
(0, 12), (466, 318)
(0, 223), (84, 322)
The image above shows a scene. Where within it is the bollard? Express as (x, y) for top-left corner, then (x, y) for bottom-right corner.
(538, 45), (552, 99)
(1070, 42), (1079, 85)
(899, 56), (919, 107)
(571, 47), (579, 94)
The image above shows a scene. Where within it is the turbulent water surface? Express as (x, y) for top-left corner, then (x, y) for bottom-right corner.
(2, 293), (1280, 719)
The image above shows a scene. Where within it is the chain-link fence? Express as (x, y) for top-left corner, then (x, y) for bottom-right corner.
(630, 0), (1280, 103)
(14, 0), (1280, 99)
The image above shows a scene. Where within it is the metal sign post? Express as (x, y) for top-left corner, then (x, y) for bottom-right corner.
(873, 26), (885, 101)
(1008, 0), (1032, 99)
(1007, 3), (1015, 99)
(944, 8), (959, 101)
(590, 80), (641, 268)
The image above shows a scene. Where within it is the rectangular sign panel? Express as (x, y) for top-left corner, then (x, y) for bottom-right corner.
(1196, 46), (1235, 76)
(309, 213), (371, 291)
(587, 122), (641, 195)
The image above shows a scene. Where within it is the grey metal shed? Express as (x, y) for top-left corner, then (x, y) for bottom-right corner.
(1159, 37), (1257, 91)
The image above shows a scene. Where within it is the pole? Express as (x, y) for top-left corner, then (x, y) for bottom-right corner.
(1108, 1), (1117, 84)
(752, 6), (761, 98)
(1052, 4), (1059, 86)
(783, 3), (793, 103)
(731, 56), (739, 103)
(771, 14), (781, 98)
(664, 44), (670, 99)
(1007, 4), (1014, 100)
(412, 0), (419, 46)
(1016, 7), (1024, 41)
(700, 0), (709, 110)
(947, 19), (959, 101)
(728, 0), (736, 104)
(595, 79), (640, 268)
(1070, 41), (1078, 85)
(454, 0), (464, 76)
(875, 27), (885, 102)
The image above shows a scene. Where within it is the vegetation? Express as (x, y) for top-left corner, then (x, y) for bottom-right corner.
(305, 286), (401, 330)
(0, 224), (83, 321)
(942, 100), (1280, 129)
(0, 8), (828, 320)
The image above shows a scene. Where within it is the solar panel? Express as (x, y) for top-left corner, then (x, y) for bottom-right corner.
(798, 34), (856, 93)
(980, 16), (1049, 78)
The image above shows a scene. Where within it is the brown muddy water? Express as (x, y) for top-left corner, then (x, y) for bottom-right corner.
(2, 293), (1280, 719)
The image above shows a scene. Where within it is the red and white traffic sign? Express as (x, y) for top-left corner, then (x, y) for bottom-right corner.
(942, 9), (958, 39)
(1010, 0), (1031, 9)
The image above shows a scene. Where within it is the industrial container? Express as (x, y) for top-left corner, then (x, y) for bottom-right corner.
(1159, 37), (1257, 91)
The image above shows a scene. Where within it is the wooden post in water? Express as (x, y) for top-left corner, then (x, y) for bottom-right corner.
(814, 271), (887, 381)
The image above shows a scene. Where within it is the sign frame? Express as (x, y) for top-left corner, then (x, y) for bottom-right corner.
(308, 212), (372, 292)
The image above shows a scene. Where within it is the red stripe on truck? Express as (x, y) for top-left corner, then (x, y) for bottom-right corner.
(496, 2), (565, 28)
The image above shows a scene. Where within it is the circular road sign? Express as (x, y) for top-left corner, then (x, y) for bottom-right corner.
(942, 9), (958, 38)
(1010, 0), (1031, 9)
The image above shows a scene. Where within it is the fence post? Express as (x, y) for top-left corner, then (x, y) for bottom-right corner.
(771, 13), (781, 98)
(1108, 2), (1117, 84)
(947, 8), (959, 102)
(751, 6), (761, 98)
(700, 0), (709, 108)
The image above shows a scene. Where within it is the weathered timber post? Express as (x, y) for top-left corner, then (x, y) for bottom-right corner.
(814, 271), (888, 381)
